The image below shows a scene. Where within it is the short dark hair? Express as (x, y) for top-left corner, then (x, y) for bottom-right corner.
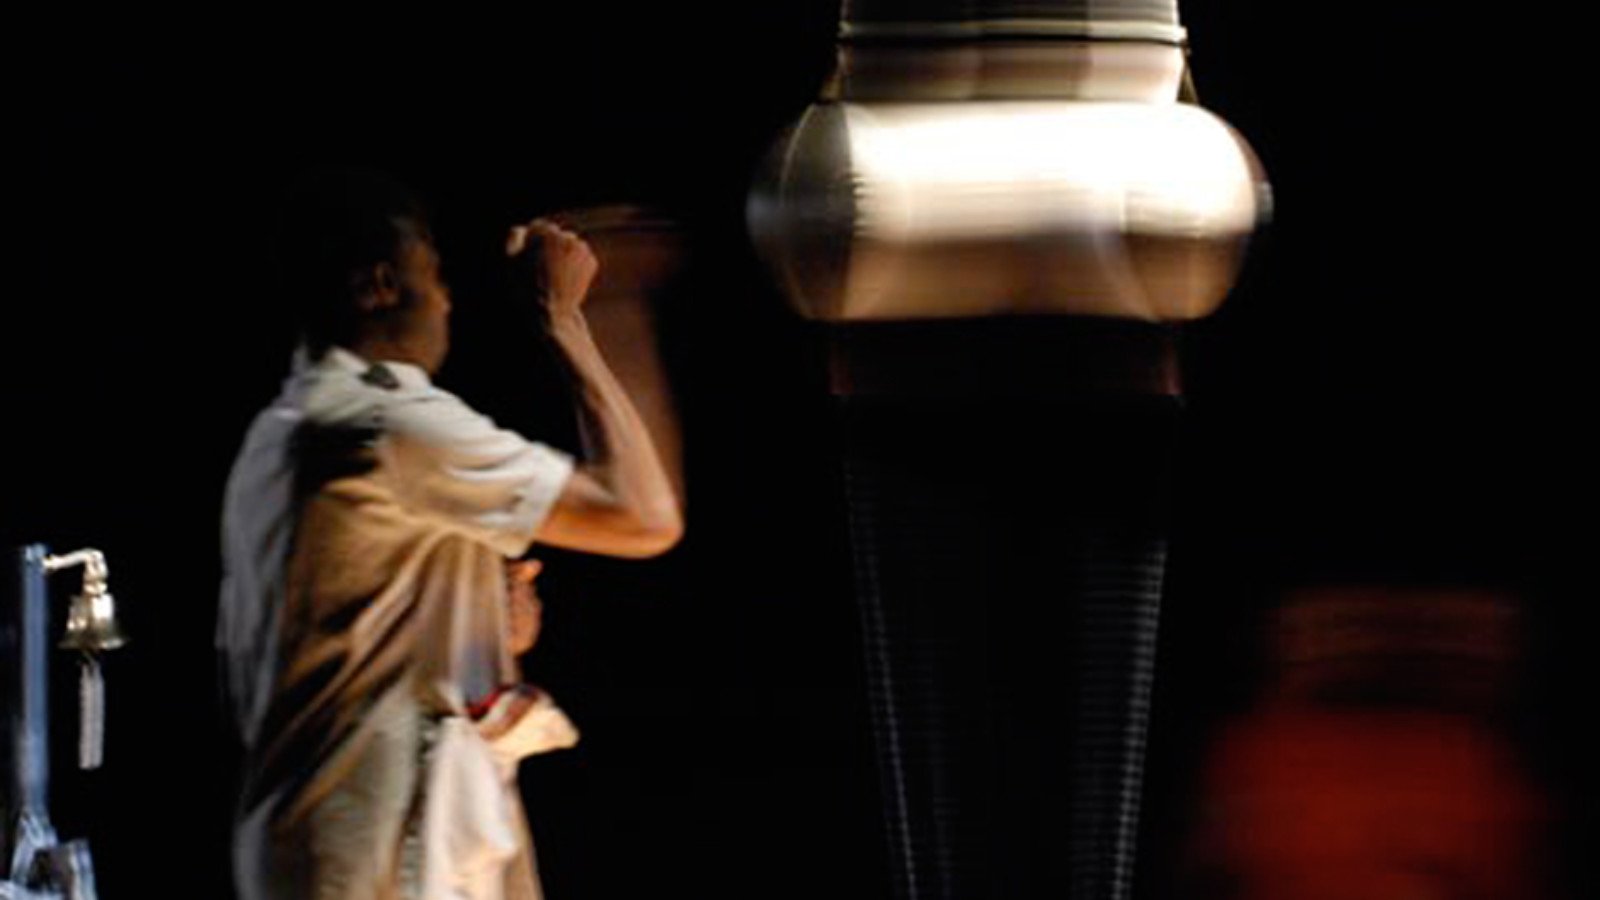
(275, 168), (430, 355)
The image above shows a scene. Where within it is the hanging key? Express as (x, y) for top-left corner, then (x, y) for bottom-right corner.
(78, 653), (105, 771)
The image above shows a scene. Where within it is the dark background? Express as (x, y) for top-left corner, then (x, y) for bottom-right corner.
(7, 3), (1586, 898)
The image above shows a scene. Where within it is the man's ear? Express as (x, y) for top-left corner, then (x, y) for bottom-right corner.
(355, 261), (402, 314)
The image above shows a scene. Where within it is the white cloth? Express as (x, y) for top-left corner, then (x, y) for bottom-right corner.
(219, 347), (574, 900)
(418, 693), (580, 900)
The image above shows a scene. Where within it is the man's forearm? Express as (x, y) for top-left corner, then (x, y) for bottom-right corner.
(548, 310), (682, 538)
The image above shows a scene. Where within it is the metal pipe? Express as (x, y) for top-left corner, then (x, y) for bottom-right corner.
(4, 545), (58, 885)
(15, 545), (52, 830)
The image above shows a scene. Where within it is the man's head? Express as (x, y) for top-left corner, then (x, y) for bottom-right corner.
(279, 169), (452, 373)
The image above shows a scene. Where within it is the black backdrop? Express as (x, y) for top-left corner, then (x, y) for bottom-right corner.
(7, 4), (1585, 898)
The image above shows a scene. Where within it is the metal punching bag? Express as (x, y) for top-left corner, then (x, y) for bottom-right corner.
(748, 2), (1266, 898)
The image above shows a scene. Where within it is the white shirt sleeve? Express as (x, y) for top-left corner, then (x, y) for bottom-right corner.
(380, 386), (575, 557)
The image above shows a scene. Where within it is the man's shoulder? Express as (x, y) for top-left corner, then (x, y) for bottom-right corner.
(298, 352), (460, 429)
(325, 368), (507, 454)
(267, 348), (528, 461)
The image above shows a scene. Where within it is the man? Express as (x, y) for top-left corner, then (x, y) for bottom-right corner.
(218, 171), (681, 900)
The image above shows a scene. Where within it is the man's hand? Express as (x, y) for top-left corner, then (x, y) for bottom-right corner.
(505, 558), (544, 656)
(506, 219), (599, 317)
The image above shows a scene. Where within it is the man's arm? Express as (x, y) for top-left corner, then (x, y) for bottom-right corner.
(510, 220), (683, 558)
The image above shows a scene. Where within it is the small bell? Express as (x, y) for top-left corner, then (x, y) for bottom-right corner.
(59, 582), (125, 653)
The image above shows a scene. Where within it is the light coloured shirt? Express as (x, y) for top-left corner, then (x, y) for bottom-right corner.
(218, 347), (574, 900)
